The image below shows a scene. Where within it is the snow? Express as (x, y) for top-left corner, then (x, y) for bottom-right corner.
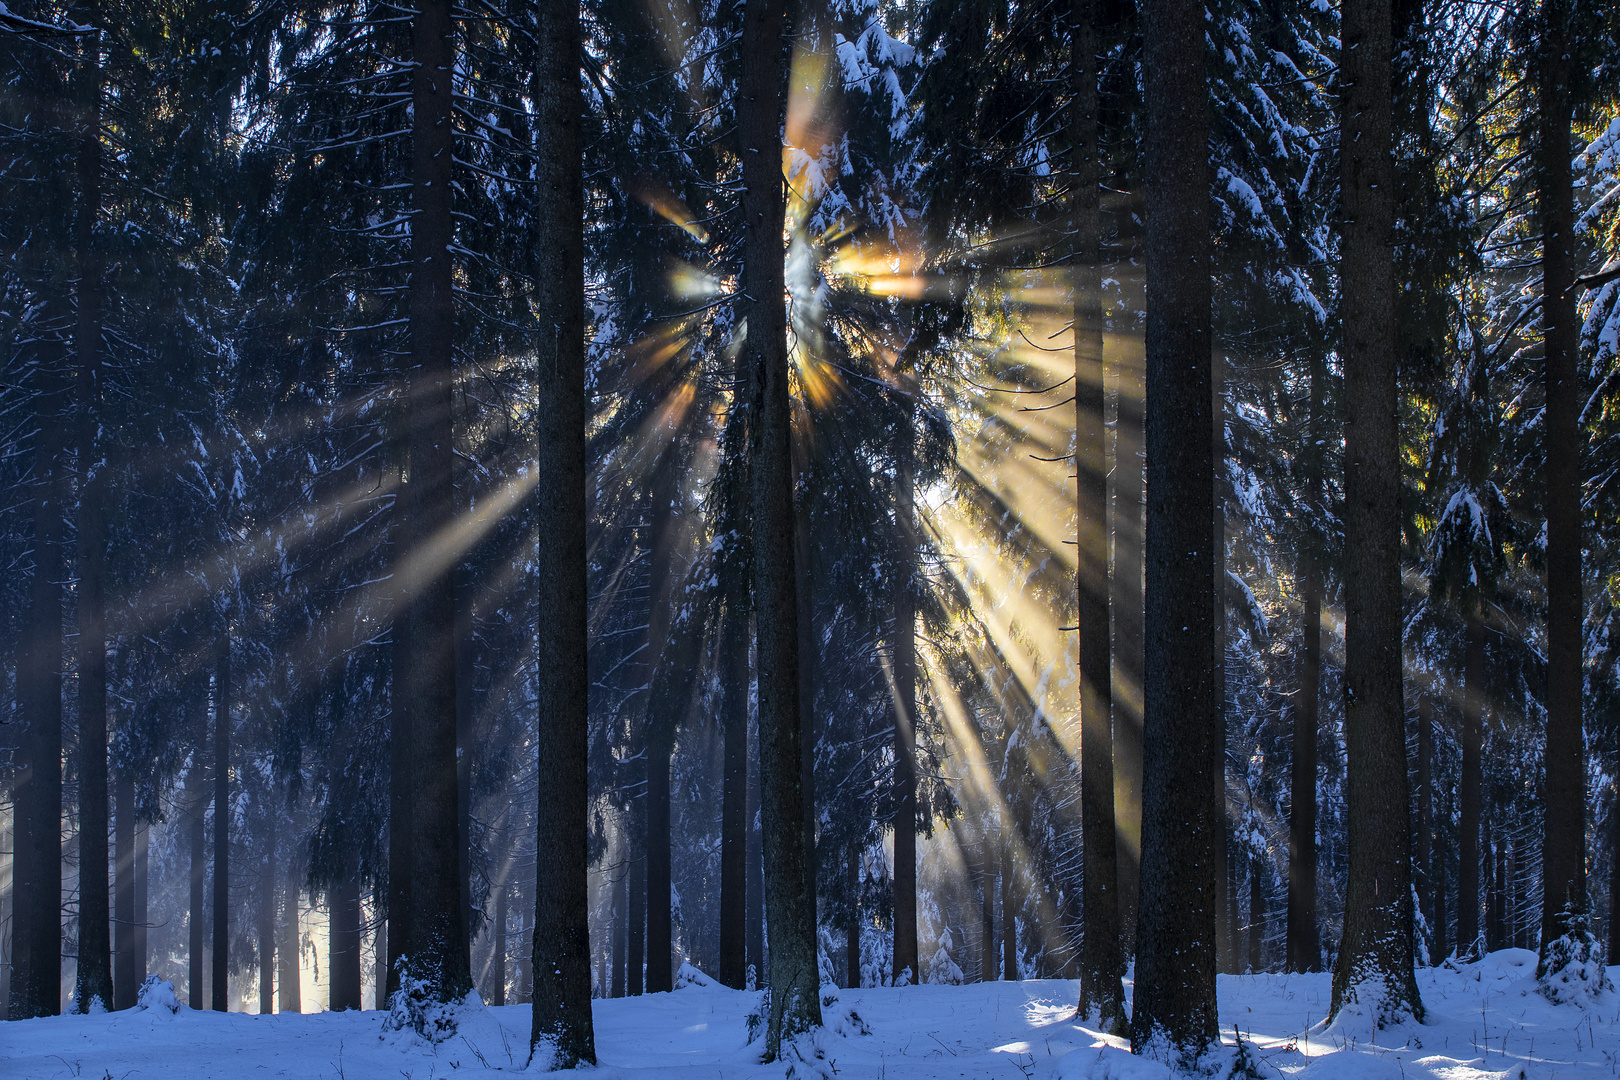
(10, 954), (1620, 1078)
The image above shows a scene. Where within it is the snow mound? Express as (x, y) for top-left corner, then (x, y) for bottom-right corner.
(1055, 1044), (1173, 1080)
(382, 968), (480, 1045)
(675, 960), (718, 989)
(135, 975), (181, 1015)
(818, 983), (870, 1037)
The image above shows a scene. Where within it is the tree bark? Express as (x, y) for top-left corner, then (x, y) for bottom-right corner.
(1001, 834), (1018, 980)
(387, 599), (411, 997)
(492, 879), (507, 1007)
(455, 576), (474, 951)
(1072, 0), (1123, 1027)
(720, 603), (750, 989)
(1459, 611), (1483, 957)
(188, 686), (208, 1010)
(278, 882), (300, 1014)
(741, 0), (821, 1054)
(1248, 858), (1264, 972)
(403, 0), (468, 1003)
(1289, 354), (1324, 974)
(1536, 0), (1587, 962)
(258, 819), (276, 1013)
(114, 764), (135, 1009)
(1417, 694), (1433, 961)
(1131, 0), (1217, 1060)
(746, 699), (765, 987)
(1331, 0), (1423, 1021)
(329, 873), (362, 1011)
(627, 806), (645, 995)
(892, 404), (919, 986)
(212, 629), (231, 1011)
(528, 0), (596, 1062)
(71, 5), (111, 1015)
(134, 821), (147, 986)
(645, 719), (673, 993)
(845, 845), (862, 988)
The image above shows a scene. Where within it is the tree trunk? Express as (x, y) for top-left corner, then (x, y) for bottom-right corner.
(1072, 0), (1122, 1026)
(114, 765), (135, 1009)
(1213, 363), (1232, 979)
(980, 835), (996, 982)
(528, 0), (596, 1061)
(796, 474), (818, 878)
(71, 7), (111, 1016)
(845, 845), (862, 988)
(1486, 814), (1504, 951)
(1248, 857), (1264, 972)
(645, 721), (673, 994)
(387, 598), (411, 997)
(259, 819), (276, 1013)
(1001, 834), (1018, 980)
(892, 405), (918, 987)
(14, 298), (69, 1021)
(278, 882), (300, 1014)
(741, 0), (821, 1054)
(373, 900), (386, 1009)
(1459, 611), (1483, 956)
(1610, 794), (1619, 962)
(455, 577), (474, 951)
(188, 691), (208, 1009)
(627, 806), (645, 995)
(1536, 0), (1587, 964)
(1417, 694), (1433, 961)
(643, 460), (678, 997)
(1131, 0), (1217, 1060)
(720, 603), (750, 989)
(492, 879), (508, 1006)
(1289, 356), (1323, 974)
(212, 630), (231, 1011)
(134, 820), (148, 987)
(329, 873), (362, 1011)
(746, 701), (766, 989)
(402, 0), (468, 1003)
(1331, 0), (1422, 1022)
(1434, 786), (1450, 961)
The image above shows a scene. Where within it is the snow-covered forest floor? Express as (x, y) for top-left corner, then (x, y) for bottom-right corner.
(9, 951), (1620, 1079)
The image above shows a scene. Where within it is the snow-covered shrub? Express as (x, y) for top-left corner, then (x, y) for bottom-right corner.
(1536, 908), (1611, 1004)
(674, 960), (717, 989)
(136, 976), (181, 1015)
(926, 935), (964, 985)
(381, 961), (463, 1044)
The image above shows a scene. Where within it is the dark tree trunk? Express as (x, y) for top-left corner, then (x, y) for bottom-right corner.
(892, 405), (918, 986)
(455, 579), (474, 950)
(528, 0), (596, 1062)
(188, 688), (208, 1009)
(1610, 799), (1619, 962)
(1001, 835), (1018, 980)
(1536, 0), (1587, 964)
(1072, 0), (1122, 1027)
(1486, 814), (1504, 950)
(403, 0), (468, 1003)
(1459, 612), (1483, 956)
(643, 461), (677, 997)
(387, 599), (412, 997)
(1417, 694), (1433, 961)
(134, 821), (148, 986)
(719, 603), (750, 989)
(1289, 356), (1323, 974)
(1213, 363), (1232, 979)
(374, 901), (386, 1009)
(796, 476), (818, 876)
(14, 300), (69, 1021)
(72, 8), (111, 1015)
(259, 819), (276, 1013)
(1131, 0), (1217, 1060)
(492, 879), (508, 1007)
(845, 845), (861, 988)
(212, 630), (231, 1011)
(980, 836), (996, 982)
(627, 807), (646, 995)
(746, 704), (765, 988)
(1331, 0), (1422, 1021)
(329, 873), (362, 1011)
(741, 0), (821, 1053)
(645, 721), (673, 994)
(114, 765), (135, 1009)
(1434, 787), (1450, 961)
(278, 881), (300, 1014)
(611, 854), (627, 998)
(1248, 858), (1264, 972)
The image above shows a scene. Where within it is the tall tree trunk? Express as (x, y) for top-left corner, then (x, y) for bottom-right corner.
(258, 819), (276, 1014)
(980, 835), (996, 982)
(746, 700), (765, 988)
(329, 873), (362, 1011)
(1536, 0), (1588, 968)
(741, 0), (821, 1054)
(1417, 694), (1433, 961)
(1332, 0), (1422, 1021)
(1289, 356), (1323, 973)
(14, 300), (69, 1021)
(387, 597), (411, 997)
(114, 764), (135, 1009)
(1486, 813), (1504, 950)
(455, 576), (474, 951)
(891, 405), (918, 987)
(1610, 794), (1619, 962)
(1459, 611), (1483, 956)
(72, 6), (110, 1015)
(492, 878), (508, 1006)
(1248, 857), (1265, 972)
(845, 845), (861, 988)
(627, 807), (645, 995)
(278, 882), (300, 1014)
(188, 689), (208, 1009)
(374, 898), (386, 1009)
(402, 0), (467, 1003)
(645, 721), (673, 993)
(1131, 0), (1217, 1060)
(796, 479), (818, 877)
(1072, 0), (1122, 1026)
(719, 603), (750, 989)
(1433, 787), (1448, 961)
(134, 820), (148, 986)
(1213, 367), (1231, 977)
(212, 629), (231, 1011)
(1001, 834), (1018, 980)
(643, 462), (677, 996)
(528, 0), (596, 1061)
